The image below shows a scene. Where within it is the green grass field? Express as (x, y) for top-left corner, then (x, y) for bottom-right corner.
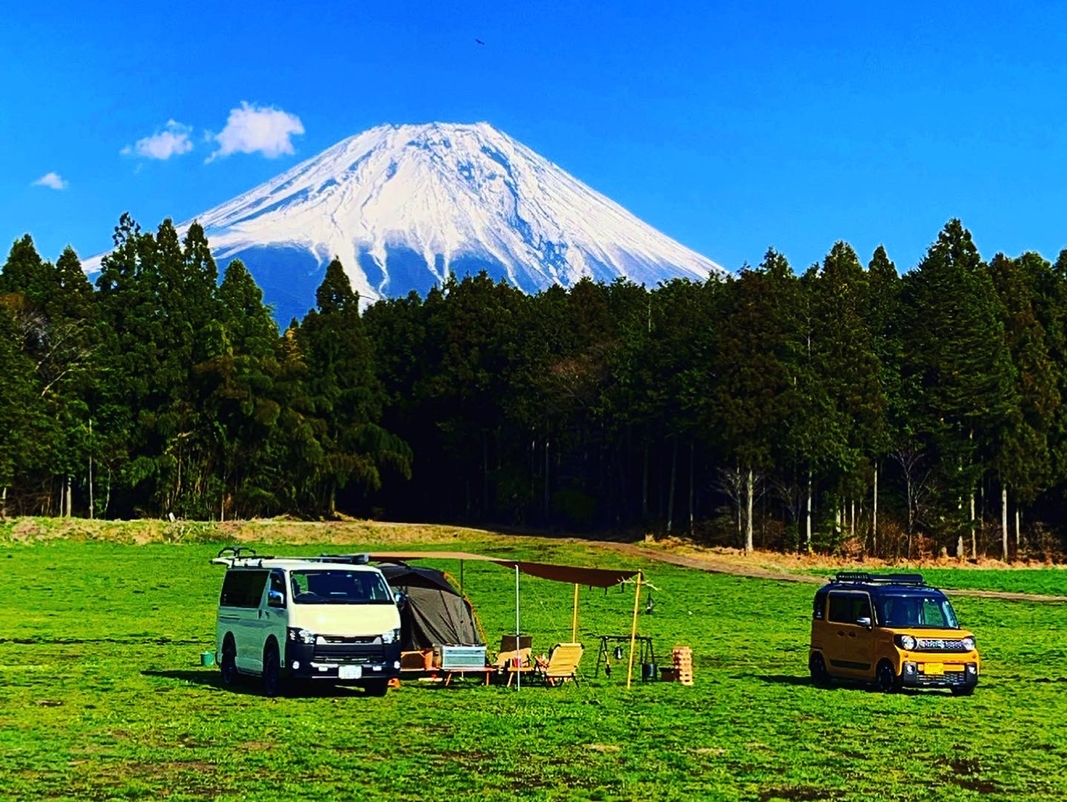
(2, 526), (1066, 801)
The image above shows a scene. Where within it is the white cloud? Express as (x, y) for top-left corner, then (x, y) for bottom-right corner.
(32, 172), (68, 190)
(121, 120), (194, 160)
(207, 102), (304, 162)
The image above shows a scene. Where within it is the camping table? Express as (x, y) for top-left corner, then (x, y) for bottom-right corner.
(593, 635), (657, 679)
(500, 658), (537, 687)
(441, 667), (495, 686)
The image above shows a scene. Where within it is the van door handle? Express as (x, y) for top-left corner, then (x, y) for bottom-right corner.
(837, 631), (845, 637)
(848, 632), (856, 638)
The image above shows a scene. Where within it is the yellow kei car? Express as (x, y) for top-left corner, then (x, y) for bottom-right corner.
(809, 572), (979, 695)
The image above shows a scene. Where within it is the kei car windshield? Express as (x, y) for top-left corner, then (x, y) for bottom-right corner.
(290, 570), (394, 605)
(876, 593), (959, 629)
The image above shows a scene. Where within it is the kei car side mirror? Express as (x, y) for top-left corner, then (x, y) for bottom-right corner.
(856, 616), (872, 629)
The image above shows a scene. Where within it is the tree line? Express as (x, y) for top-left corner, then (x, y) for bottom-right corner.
(2, 215), (1066, 560)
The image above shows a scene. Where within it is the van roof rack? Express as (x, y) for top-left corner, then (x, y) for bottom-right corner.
(831, 571), (925, 586)
(317, 553), (370, 565)
(209, 548), (372, 567)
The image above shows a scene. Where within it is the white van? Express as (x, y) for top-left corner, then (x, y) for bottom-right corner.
(212, 548), (402, 696)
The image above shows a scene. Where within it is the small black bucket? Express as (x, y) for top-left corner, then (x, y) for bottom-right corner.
(641, 662), (657, 681)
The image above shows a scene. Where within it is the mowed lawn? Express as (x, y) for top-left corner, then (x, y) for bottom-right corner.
(2, 533), (1066, 801)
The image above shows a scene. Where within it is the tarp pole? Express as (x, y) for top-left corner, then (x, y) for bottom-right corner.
(571, 583), (579, 642)
(626, 571), (643, 689)
(515, 564), (521, 691)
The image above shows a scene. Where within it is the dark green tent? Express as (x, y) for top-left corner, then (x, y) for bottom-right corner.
(378, 562), (483, 650)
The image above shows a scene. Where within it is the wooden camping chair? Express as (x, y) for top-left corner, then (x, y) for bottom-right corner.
(539, 642), (584, 687)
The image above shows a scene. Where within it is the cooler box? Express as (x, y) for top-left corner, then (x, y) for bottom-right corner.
(439, 645), (487, 670)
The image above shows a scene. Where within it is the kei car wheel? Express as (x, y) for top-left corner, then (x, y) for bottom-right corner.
(262, 643), (283, 698)
(950, 685), (975, 697)
(877, 660), (901, 693)
(809, 652), (831, 687)
(220, 639), (238, 687)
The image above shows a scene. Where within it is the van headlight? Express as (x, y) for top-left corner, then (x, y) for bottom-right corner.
(382, 628), (402, 644)
(961, 636), (976, 651)
(896, 635), (917, 650)
(287, 628), (316, 645)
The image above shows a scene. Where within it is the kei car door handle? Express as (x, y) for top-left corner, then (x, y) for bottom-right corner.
(837, 630), (845, 636)
(848, 632), (856, 638)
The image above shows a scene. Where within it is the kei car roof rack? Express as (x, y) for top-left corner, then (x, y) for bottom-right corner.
(831, 571), (925, 586)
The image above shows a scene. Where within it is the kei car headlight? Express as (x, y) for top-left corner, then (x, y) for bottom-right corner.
(961, 636), (976, 651)
(382, 628), (402, 644)
(896, 634), (917, 650)
(287, 628), (316, 645)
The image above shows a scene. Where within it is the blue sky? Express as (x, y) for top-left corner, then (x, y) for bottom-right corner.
(4, 1), (1067, 275)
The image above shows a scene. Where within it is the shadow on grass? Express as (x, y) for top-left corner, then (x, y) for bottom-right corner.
(142, 669), (386, 698)
(754, 674), (876, 693)
(754, 674), (823, 687)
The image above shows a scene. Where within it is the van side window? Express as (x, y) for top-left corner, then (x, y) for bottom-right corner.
(220, 570), (268, 608)
(828, 593), (871, 624)
(268, 570), (287, 607)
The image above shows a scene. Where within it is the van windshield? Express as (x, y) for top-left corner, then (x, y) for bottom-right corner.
(290, 570), (394, 605)
(876, 593), (958, 629)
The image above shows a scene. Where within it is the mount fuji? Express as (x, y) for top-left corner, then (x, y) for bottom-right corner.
(96, 122), (726, 322)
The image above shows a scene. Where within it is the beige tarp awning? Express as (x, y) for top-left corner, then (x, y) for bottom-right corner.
(369, 552), (638, 588)
(369, 550), (648, 687)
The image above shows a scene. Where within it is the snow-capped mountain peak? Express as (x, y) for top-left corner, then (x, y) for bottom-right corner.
(94, 122), (726, 321)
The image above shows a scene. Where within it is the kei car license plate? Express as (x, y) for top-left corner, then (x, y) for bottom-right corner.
(924, 663), (944, 676)
(339, 665), (362, 680)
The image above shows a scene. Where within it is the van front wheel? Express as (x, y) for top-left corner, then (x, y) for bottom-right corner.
(877, 660), (901, 693)
(262, 643), (283, 698)
(364, 679), (389, 697)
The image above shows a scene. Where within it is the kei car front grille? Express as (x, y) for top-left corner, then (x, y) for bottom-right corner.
(915, 638), (968, 652)
(914, 670), (969, 686)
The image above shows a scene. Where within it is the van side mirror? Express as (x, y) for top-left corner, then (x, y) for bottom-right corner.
(393, 590), (408, 608)
(268, 589), (286, 608)
(856, 616), (872, 629)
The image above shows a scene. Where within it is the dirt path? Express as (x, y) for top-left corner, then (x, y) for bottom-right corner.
(597, 542), (1067, 603)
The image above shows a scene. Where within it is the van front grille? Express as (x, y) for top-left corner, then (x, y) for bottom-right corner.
(311, 643), (385, 664)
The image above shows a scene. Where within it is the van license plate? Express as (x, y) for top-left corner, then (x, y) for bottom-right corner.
(924, 664), (944, 676)
(339, 665), (362, 680)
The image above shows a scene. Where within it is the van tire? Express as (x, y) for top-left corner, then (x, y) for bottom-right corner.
(809, 652), (831, 686)
(262, 642), (283, 698)
(950, 685), (974, 697)
(877, 660), (901, 693)
(220, 637), (238, 687)
(364, 679), (389, 697)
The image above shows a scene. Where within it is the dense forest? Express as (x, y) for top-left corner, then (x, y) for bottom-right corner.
(3, 214), (1067, 560)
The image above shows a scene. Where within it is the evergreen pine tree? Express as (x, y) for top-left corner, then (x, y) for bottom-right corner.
(901, 220), (1016, 552)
